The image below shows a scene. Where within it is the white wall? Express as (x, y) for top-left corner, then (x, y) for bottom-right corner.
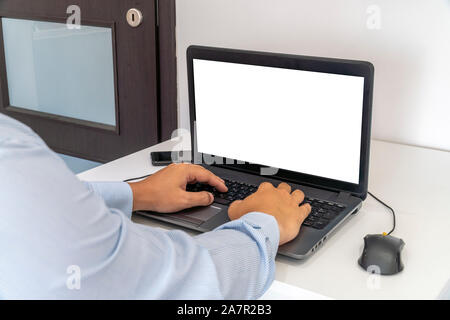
(176, 0), (450, 151)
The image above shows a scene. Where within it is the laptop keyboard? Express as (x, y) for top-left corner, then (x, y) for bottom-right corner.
(187, 179), (258, 204)
(186, 179), (346, 229)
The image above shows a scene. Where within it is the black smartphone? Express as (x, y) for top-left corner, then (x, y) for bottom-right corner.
(150, 151), (188, 166)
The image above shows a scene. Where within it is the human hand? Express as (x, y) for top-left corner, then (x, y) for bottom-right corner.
(128, 163), (228, 213)
(228, 182), (311, 245)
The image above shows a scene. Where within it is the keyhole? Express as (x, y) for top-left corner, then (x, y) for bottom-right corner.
(127, 8), (142, 27)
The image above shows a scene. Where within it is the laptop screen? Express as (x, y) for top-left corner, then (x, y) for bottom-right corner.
(193, 58), (365, 184)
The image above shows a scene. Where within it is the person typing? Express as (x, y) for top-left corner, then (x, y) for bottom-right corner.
(0, 113), (310, 299)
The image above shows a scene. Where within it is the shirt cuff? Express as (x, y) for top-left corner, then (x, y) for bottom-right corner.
(238, 212), (280, 256)
(216, 211), (280, 261)
(82, 182), (134, 219)
(212, 212), (280, 297)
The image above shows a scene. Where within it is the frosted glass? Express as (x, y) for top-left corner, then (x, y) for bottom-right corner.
(58, 154), (101, 174)
(2, 18), (116, 126)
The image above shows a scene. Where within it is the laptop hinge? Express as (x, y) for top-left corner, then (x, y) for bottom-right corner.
(336, 191), (352, 203)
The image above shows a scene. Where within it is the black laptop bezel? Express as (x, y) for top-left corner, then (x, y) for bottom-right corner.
(187, 45), (374, 200)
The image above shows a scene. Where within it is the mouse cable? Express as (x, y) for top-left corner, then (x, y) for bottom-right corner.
(368, 191), (396, 236)
(123, 174), (152, 183)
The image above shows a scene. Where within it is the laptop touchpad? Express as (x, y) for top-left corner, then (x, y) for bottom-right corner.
(175, 205), (223, 225)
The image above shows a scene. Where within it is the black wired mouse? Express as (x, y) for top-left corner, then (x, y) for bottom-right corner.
(358, 234), (405, 275)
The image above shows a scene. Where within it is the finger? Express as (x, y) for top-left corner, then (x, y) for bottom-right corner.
(291, 189), (305, 205)
(258, 182), (274, 191)
(185, 191), (214, 208)
(228, 200), (243, 220)
(277, 182), (292, 193)
(187, 165), (228, 192)
(298, 203), (312, 222)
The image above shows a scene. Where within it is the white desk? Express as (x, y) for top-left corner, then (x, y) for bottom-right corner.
(78, 138), (450, 300)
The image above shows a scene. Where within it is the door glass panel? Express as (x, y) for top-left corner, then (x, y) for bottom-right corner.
(58, 154), (101, 174)
(2, 18), (116, 126)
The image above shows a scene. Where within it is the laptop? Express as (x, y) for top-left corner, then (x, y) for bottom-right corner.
(138, 46), (374, 259)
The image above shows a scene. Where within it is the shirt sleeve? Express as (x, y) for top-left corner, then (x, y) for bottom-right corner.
(195, 212), (280, 299)
(0, 113), (279, 300)
(82, 182), (133, 218)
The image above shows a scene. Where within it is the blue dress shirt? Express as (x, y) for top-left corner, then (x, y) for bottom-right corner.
(0, 114), (279, 299)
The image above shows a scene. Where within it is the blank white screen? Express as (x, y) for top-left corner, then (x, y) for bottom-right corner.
(193, 59), (365, 184)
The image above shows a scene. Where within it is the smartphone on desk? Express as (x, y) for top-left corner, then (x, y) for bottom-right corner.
(151, 151), (190, 166)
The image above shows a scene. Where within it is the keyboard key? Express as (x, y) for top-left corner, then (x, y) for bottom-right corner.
(305, 215), (318, 223)
(321, 211), (338, 220)
(312, 219), (329, 229)
(214, 197), (231, 205)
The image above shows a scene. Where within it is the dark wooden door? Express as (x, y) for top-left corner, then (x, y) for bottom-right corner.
(0, 0), (177, 162)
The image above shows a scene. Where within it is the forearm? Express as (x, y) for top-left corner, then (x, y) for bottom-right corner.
(80, 181), (279, 298)
(194, 212), (280, 299)
(82, 181), (133, 218)
(76, 211), (279, 300)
